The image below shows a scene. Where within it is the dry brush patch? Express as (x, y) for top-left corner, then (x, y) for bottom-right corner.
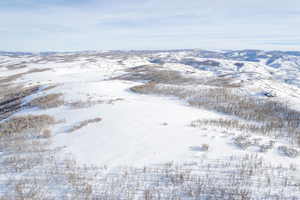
(190, 119), (279, 136)
(0, 113), (59, 198)
(0, 85), (40, 120)
(42, 84), (58, 91)
(0, 74), (24, 86)
(2, 147), (300, 200)
(116, 65), (244, 88)
(5, 63), (27, 70)
(187, 89), (300, 145)
(131, 81), (300, 145)
(44, 154), (300, 199)
(0, 114), (56, 137)
(26, 68), (52, 74)
(66, 100), (102, 109)
(0, 114), (57, 176)
(0, 84), (63, 120)
(114, 65), (200, 85)
(66, 98), (124, 109)
(204, 76), (242, 88)
(28, 93), (64, 109)
(67, 117), (102, 133)
(0, 68), (55, 120)
(106, 97), (124, 104)
(0, 68), (51, 86)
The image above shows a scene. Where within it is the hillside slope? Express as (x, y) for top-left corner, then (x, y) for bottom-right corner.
(1, 50), (300, 199)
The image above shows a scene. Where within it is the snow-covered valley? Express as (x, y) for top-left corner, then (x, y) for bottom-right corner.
(1, 50), (300, 199)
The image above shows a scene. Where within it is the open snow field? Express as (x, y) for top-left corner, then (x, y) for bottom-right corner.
(1, 50), (300, 199)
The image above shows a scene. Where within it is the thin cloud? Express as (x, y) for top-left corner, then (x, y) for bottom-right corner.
(0, 0), (299, 51)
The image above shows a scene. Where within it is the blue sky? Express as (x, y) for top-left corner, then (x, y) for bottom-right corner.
(1, 0), (300, 51)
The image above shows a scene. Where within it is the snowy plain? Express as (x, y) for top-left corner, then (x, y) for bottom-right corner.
(1, 50), (300, 199)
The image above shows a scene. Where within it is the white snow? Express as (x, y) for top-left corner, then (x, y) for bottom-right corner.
(2, 51), (300, 170)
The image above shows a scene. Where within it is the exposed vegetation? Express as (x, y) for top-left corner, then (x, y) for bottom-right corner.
(130, 81), (300, 146)
(114, 65), (200, 85)
(0, 66), (55, 120)
(0, 68), (51, 86)
(67, 98), (124, 109)
(1, 112), (299, 200)
(28, 93), (64, 109)
(0, 114), (56, 137)
(1, 51), (300, 199)
(67, 117), (102, 133)
(0, 85), (40, 120)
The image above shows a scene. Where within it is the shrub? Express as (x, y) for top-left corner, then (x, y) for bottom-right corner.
(0, 85), (40, 120)
(114, 65), (199, 85)
(41, 129), (52, 138)
(0, 68), (51, 86)
(67, 118), (102, 133)
(0, 114), (55, 137)
(130, 81), (300, 145)
(28, 93), (64, 109)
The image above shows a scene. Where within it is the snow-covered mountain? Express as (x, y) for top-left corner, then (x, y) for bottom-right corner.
(1, 49), (300, 199)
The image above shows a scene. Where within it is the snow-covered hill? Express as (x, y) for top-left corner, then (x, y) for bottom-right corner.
(1, 49), (300, 199)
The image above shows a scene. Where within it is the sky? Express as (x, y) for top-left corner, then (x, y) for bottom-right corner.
(0, 0), (300, 51)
